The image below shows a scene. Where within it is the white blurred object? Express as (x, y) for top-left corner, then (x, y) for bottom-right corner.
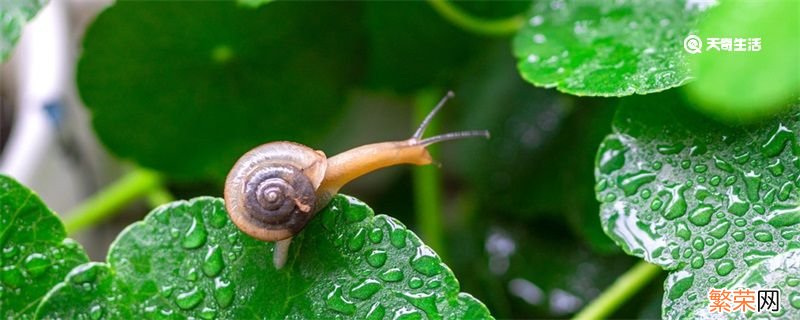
(0, 0), (107, 214)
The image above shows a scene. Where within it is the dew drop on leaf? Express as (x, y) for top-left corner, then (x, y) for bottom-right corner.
(410, 247), (441, 277)
(366, 249), (387, 268)
(182, 218), (208, 249)
(325, 285), (356, 315)
(175, 286), (204, 310)
(202, 245), (224, 277)
(349, 279), (382, 300)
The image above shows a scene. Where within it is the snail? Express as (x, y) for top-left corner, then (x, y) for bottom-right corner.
(224, 91), (488, 269)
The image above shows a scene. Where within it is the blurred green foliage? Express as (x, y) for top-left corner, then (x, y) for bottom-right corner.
(1, 0), (793, 318)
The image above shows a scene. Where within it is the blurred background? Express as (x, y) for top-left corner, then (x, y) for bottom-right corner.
(0, 1), (677, 318)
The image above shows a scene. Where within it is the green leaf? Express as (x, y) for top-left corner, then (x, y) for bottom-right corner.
(595, 92), (800, 318)
(36, 196), (492, 319)
(687, 249), (800, 318)
(456, 46), (617, 252)
(685, 0), (800, 122)
(513, 0), (709, 96)
(77, 1), (363, 180)
(0, 175), (89, 319)
(0, 0), (48, 61)
(363, 1), (484, 93)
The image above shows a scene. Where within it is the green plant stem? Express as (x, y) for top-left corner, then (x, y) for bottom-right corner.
(64, 168), (164, 235)
(426, 0), (524, 36)
(574, 260), (662, 320)
(413, 90), (445, 258)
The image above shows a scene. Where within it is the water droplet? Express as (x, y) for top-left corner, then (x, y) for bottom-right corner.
(732, 230), (746, 241)
(617, 171), (656, 196)
(743, 171), (762, 202)
(409, 277), (423, 289)
(708, 242), (729, 259)
(379, 268), (404, 282)
(175, 287), (204, 310)
(598, 138), (626, 174)
(23, 253), (50, 278)
(326, 285), (356, 315)
(366, 302), (385, 320)
(203, 246), (224, 277)
(661, 185), (688, 220)
(208, 205), (227, 229)
(762, 124), (794, 157)
(734, 151), (750, 164)
(692, 238), (705, 251)
(186, 267), (199, 281)
(727, 193), (749, 217)
(688, 205), (714, 226)
(350, 279), (382, 300)
(348, 228), (366, 252)
(768, 206), (800, 227)
(778, 182), (794, 201)
(183, 218), (208, 249)
(713, 156), (734, 173)
(790, 292), (800, 309)
(1, 266), (24, 288)
(680, 160), (691, 170)
(675, 222), (691, 240)
(708, 220), (731, 239)
(199, 307), (217, 320)
(400, 292), (439, 319)
(427, 279), (442, 289)
(410, 247), (441, 277)
(369, 228), (383, 243)
(667, 270), (694, 300)
(89, 304), (103, 320)
(532, 34), (546, 44)
(386, 219), (407, 249)
(690, 255), (704, 269)
(367, 250), (387, 268)
(767, 159), (785, 176)
(715, 259), (734, 276)
(2, 246), (18, 259)
(657, 143), (684, 155)
(787, 276), (800, 287)
(214, 277), (234, 308)
(744, 249), (776, 266)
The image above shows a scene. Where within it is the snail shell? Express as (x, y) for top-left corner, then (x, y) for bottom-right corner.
(224, 141), (327, 241)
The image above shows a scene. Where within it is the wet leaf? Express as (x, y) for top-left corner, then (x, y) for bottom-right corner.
(513, 0), (710, 96)
(685, 0), (800, 122)
(595, 92), (800, 318)
(77, 1), (363, 180)
(0, 175), (89, 319)
(688, 249), (800, 318)
(36, 196), (491, 319)
(0, 0), (48, 61)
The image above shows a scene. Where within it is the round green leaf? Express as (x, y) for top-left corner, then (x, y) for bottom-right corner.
(595, 92), (800, 318)
(36, 196), (492, 319)
(77, 1), (363, 180)
(685, 0), (800, 122)
(513, 0), (709, 96)
(0, 0), (47, 61)
(0, 175), (89, 319)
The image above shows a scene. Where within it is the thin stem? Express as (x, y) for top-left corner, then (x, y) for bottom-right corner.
(574, 261), (662, 320)
(426, 0), (524, 36)
(64, 168), (164, 235)
(413, 89), (446, 259)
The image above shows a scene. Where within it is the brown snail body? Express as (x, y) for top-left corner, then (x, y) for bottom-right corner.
(223, 92), (488, 269)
